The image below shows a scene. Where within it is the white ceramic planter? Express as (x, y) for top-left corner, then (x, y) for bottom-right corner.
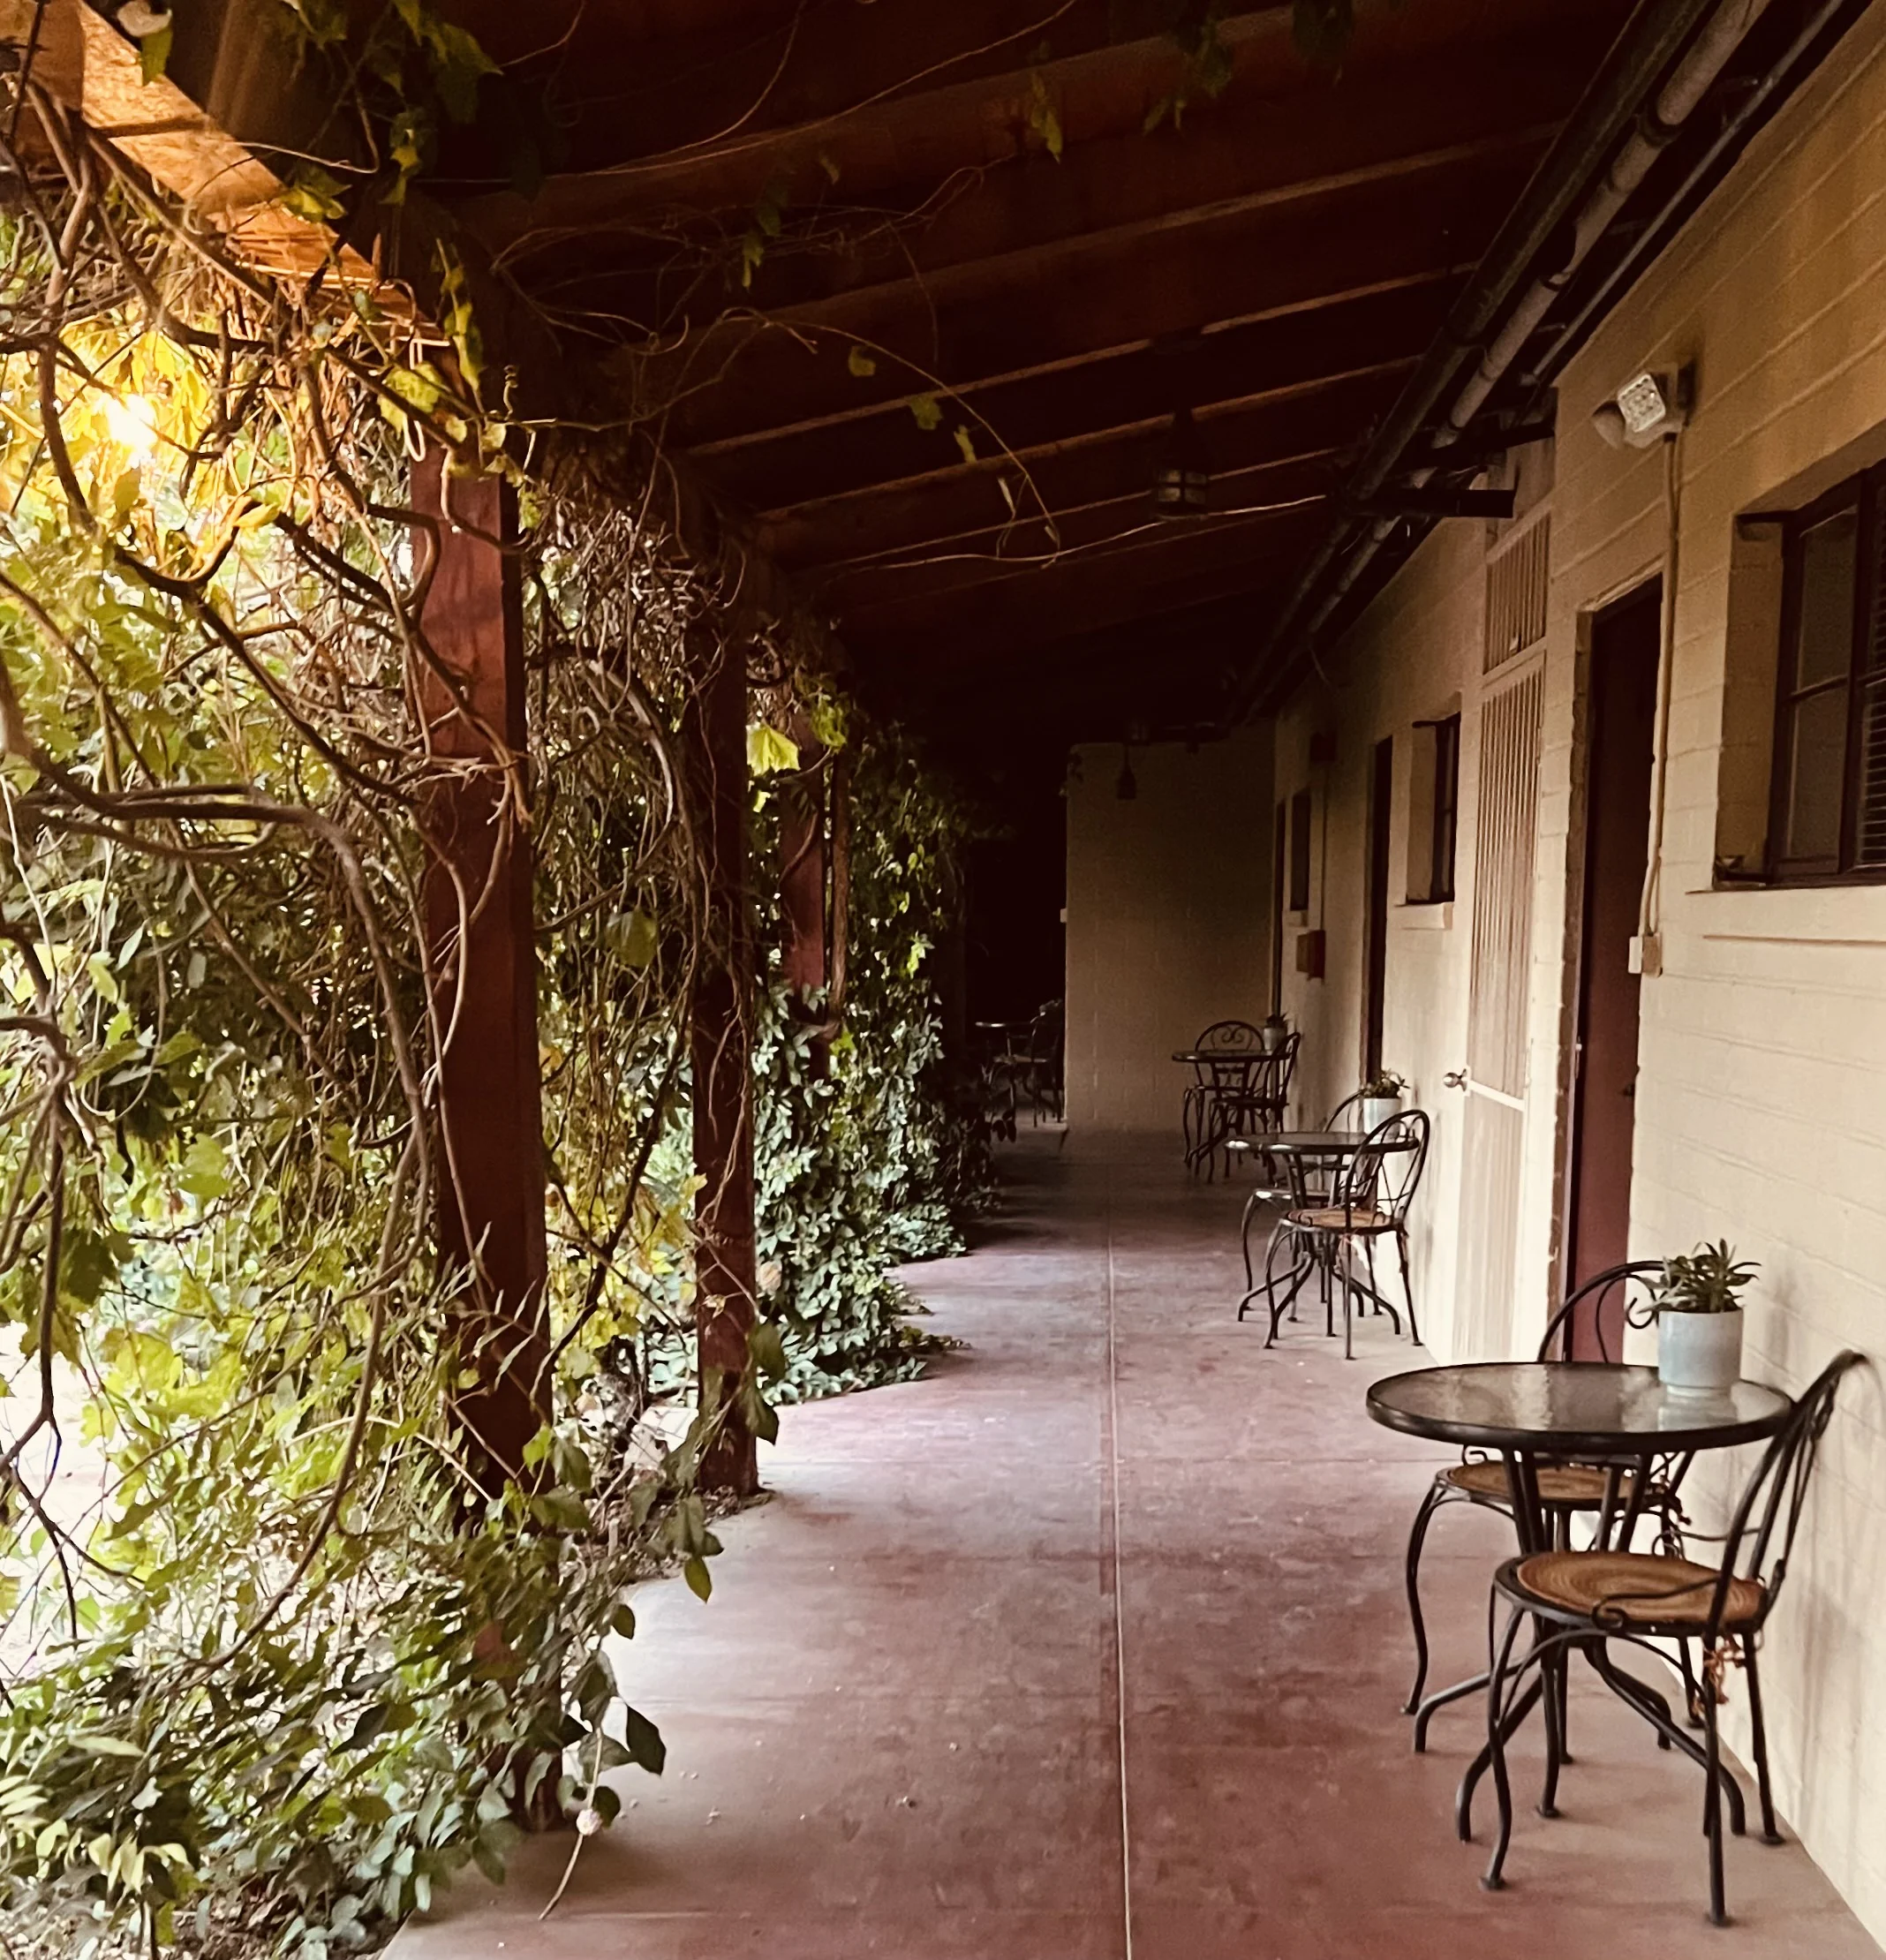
(1656, 1308), (1744, 1391)
(1260, 1021), (1288, 1054)
(1360, 1095), (1401, 1133)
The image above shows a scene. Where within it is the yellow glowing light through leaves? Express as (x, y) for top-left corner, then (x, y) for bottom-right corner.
(100, 393), (160, 458)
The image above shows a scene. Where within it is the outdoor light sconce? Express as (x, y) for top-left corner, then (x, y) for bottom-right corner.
(1148, 404), (1210, 519)
(1591, 366), (1694, 449)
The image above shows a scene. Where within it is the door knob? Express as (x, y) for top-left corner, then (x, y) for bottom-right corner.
(1443, 1068), (1469, 1090)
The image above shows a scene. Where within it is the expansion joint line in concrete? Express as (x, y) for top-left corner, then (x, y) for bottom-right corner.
(1103, 1159), (1134, 1960)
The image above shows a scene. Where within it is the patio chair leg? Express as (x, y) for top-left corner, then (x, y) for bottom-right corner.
(1402, 1481), (1445, 1714)
(1539, 1648), (1566, 1818)
(1745, 1640), (1783, 1844)
(1678, 1636), (1705, 1728)
(1481, 1607), (1528, 1886)
(1397, 1227), (1419, 1346)
(1240, 1189), (1263, 1291)
(1702, 1689), (1729, 1925)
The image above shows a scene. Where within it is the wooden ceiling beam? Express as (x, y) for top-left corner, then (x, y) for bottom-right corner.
(811, 447), (1345, 607)
(622, 143), (1535, 453)
(841, 503), (1324, 660)
(476, 20), (1588, 335)
(700, 278), (1449, 513)
(759, 362), (1406, 569)
(819, 460), (1336, 619)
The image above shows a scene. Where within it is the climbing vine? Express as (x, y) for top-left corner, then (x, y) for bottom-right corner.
(0, 36), (983, 1960)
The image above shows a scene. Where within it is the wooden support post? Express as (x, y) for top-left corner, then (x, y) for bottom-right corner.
(411, 452), (549, 1491)
(683, 634), (760, 1496)
(779, 721), (829, 1073)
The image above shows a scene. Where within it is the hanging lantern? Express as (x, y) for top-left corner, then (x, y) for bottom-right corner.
(1149, 404), (1210, 519)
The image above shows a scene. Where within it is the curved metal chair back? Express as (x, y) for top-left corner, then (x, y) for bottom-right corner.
(1709, 1350), (1865, 1638)
(1335, 1107), (1430, 1224)
(1324, 1089), (1367, 1130)
(1536, 1259), (1664, 1364)
(1196, 1019), (1263, 1052)
(1029, 998), (1064, 1065)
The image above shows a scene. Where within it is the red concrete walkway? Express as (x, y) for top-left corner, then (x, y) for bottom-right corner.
(396, 1135), (1880, 1958)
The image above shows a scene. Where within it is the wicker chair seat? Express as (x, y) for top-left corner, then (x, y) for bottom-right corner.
(1513, 1549), (1763, 1631)
(1288, 1204), (1393, 1232)
(1445, 1460), (1637, 1506)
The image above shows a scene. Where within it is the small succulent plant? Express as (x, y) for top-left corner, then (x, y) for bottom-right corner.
(1654, 1240), (1758, 1315)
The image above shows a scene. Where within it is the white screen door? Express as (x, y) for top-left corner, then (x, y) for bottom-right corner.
(1452, 659), (1544, 1357)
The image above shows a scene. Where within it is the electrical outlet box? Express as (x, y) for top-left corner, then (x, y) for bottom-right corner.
(1627, 932), (1663, 977)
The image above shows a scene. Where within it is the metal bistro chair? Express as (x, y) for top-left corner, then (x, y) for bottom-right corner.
(1478, 1350), (1864, 1926)
(1181, 1020), (1264, 1173)
(1401, 1261), (1685, 1727)
(1234, 1089), (1366, 1298)
(1257, 1107), (1430, 1360)
(1020, 998), (1064, 1124)
(1212, 1031), (1300, 1177)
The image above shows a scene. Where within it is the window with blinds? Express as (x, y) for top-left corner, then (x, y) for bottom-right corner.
(1768, 463), (1886, 881)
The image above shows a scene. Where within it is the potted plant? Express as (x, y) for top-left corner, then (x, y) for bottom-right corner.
(1260, 1010), (1289, 1054)
(1360, 1069), (1407, 1132)
(1652, 1241), (1756, 1391)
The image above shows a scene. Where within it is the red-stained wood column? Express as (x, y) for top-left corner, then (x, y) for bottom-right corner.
(411, 452), (549, 1492)
(683, 633), (760, 1496)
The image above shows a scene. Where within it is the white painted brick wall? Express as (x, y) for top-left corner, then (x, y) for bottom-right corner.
(1279, 7), (1886, 1936)
(1064, 729), (1274, 1131)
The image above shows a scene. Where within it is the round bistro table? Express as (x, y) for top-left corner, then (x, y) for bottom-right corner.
(1366, 1362), (1794, 1840)
(1236, 1131), (1414, 1343)
(1171, 1049), (1282, 1173)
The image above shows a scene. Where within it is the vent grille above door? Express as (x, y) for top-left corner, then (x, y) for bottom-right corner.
(1485, 518), (1550, 674)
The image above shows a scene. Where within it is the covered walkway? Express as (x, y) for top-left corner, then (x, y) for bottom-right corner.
(397, 1138), (1878, 1958)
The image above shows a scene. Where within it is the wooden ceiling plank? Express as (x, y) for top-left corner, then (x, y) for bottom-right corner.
(759, 362), (1407, 568)
(632, 143), (1536, 449)
(841, 504), (1325, 655)
(702, 281), (1446, 512)
(501, 32), (1584, 338)
(819, 459), (1337, 615)
(816, 443), (1347, 584)
(453, 0), (1615, 208)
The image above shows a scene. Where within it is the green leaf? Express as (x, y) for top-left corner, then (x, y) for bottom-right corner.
(952, 426), (977, 466)
(139, 23), (174, 86)
(605, 909), (658, 969)
(177, 1134), (229, 1201)
(280, 165), (348, 224)
(610, 1604), (637, 1640)
(622, 1705), (666, 1775)
(683, 1556), (713, 1602)
(748, 1320), (787, 1381)
(747, 724), (800, 776)
(908, 393), (943, 433)
(846, 345), (878, 379)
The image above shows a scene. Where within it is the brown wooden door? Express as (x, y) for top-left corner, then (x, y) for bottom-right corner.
(1364, 737), (1393, 1077)
(1566, 583), (1661, 1357)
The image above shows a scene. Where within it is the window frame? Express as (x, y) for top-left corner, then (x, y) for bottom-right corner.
(1287, 787), (1312, 913)
(1415, 712), (1460, 903)
(1764, 462), (1886, 886)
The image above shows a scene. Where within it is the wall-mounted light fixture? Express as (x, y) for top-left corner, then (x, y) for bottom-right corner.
(1591, 366), (1693, 449)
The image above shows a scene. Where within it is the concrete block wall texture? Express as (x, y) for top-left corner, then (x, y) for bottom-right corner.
(1271, 6), (1886, 1938)
(1271, 518), (1489, 1361)
(1063, 728), (1273, 1131)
